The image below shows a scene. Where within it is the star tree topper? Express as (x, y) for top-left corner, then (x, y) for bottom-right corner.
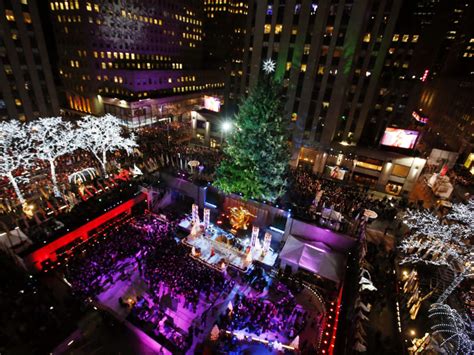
(262, 58), (276, 74)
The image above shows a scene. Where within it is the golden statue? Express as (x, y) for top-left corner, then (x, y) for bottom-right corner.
(228, 206), (255, 232)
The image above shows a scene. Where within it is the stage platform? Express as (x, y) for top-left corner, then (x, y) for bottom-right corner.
(182, 223), (278, 273)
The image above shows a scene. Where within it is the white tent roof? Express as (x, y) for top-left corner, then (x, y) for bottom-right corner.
(279, 235), (345, 283)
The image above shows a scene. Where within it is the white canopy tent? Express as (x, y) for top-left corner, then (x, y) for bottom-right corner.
(279, 235), (345, 284)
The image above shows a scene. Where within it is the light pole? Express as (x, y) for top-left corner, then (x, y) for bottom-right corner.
(221, 120), (232, 145)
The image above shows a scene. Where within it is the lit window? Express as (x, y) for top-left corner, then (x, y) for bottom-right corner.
(168, 78), (172, 83)
(392, 34), (399, 42)
(5, 10), (15, 22)
(286, 62), (291, 71)
(15, 99), (22, 106)
(275, 24), (283, 34)
(363, 33), (371, 42)
(301, 64), (307, 72)
(412, 35), (419, 43)
(93, 4), (99, 12)
(402, 34), (409, 42)
(86, 2), (92, 11)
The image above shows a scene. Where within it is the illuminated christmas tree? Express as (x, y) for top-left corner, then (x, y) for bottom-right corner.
(215, 62), (290, 202)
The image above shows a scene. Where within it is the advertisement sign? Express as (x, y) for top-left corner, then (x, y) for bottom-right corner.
(204, 96), (221, 112)
(326, 166), (347, 180)
(380, 128), (419, 149)
(412, 111), (428, 124)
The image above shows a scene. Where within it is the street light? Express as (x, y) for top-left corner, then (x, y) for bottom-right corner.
(222, 121), (232, 132)
(220, 120), (232, 145)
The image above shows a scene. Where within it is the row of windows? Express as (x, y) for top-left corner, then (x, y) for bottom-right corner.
(392, 34), (419, 43)
(98, 61), (183, 70)
(93, 51), (172, 62)
(56, 14), (80, 23)
(120, 10), (163, 26)
(173, 13), (202, 26)
(204, 0), (246, 6)
(172, 82), (224, 93)
(96, 81), (223, 98)
(67, 94), (91, 113)
(5, 10), (32, 24)
(182, 33), (202, 41)
(50, 1), (79, 11)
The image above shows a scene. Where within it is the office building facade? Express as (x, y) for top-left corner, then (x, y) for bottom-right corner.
(239, 0), (403, 153)
(235, 0), (437, 194)
(49, 0), (224, 126)
(0, 0), (59, 121)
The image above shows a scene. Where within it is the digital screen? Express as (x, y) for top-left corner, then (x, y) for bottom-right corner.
(325, 166), (347, 180)
(204, 96), (221, 112)
(380, 128), (419, 149)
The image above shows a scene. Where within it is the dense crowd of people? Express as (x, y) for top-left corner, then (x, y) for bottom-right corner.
(64, 214), (173, 298)
(142, 237), (227, 310)
(218, 292), (306, 341)
(288, 168), (401, 232)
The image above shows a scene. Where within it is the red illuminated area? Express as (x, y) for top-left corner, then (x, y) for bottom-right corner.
(25, 193), (147, 271)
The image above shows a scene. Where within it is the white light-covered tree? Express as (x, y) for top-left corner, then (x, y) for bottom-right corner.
(76, 114), (137, 174)
(428, 303), (473, 354)
(399, 204), (472, 273)
(398, 235), (469, 272)
(29, 117), (78, 197)
(403, 207), (471, 244)
(0, 120), (35, 204)
(445, 199), (474, 227)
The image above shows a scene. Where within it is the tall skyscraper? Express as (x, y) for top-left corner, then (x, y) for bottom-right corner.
(49, 0), (224, 126)
(0, 0), (60, 121)
(234, 0), (433, 194)
(202, 0), (248, 114)
(415, 0), (473, 156)
(238, 0), (403, 159)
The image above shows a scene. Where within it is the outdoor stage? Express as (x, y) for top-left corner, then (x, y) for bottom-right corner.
(182, 222), (278, 272)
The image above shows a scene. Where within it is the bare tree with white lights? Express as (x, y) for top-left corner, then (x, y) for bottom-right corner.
(0, 120), (35, 204)
(428, 303), (473, 354)
(29, 117), (78, 197)
(399, 205), (472, 273)
(76, 114), (137, 175)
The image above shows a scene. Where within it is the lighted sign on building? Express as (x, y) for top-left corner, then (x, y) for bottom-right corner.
(412, 111), (429, 124)
(204, 96), (221, 112)
(381, 127), (419, 149)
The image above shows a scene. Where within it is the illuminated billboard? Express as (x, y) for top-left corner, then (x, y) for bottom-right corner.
(412, 111), (428, 124)
(204, 96), (221, 112)
(380, 127), (419, 149)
